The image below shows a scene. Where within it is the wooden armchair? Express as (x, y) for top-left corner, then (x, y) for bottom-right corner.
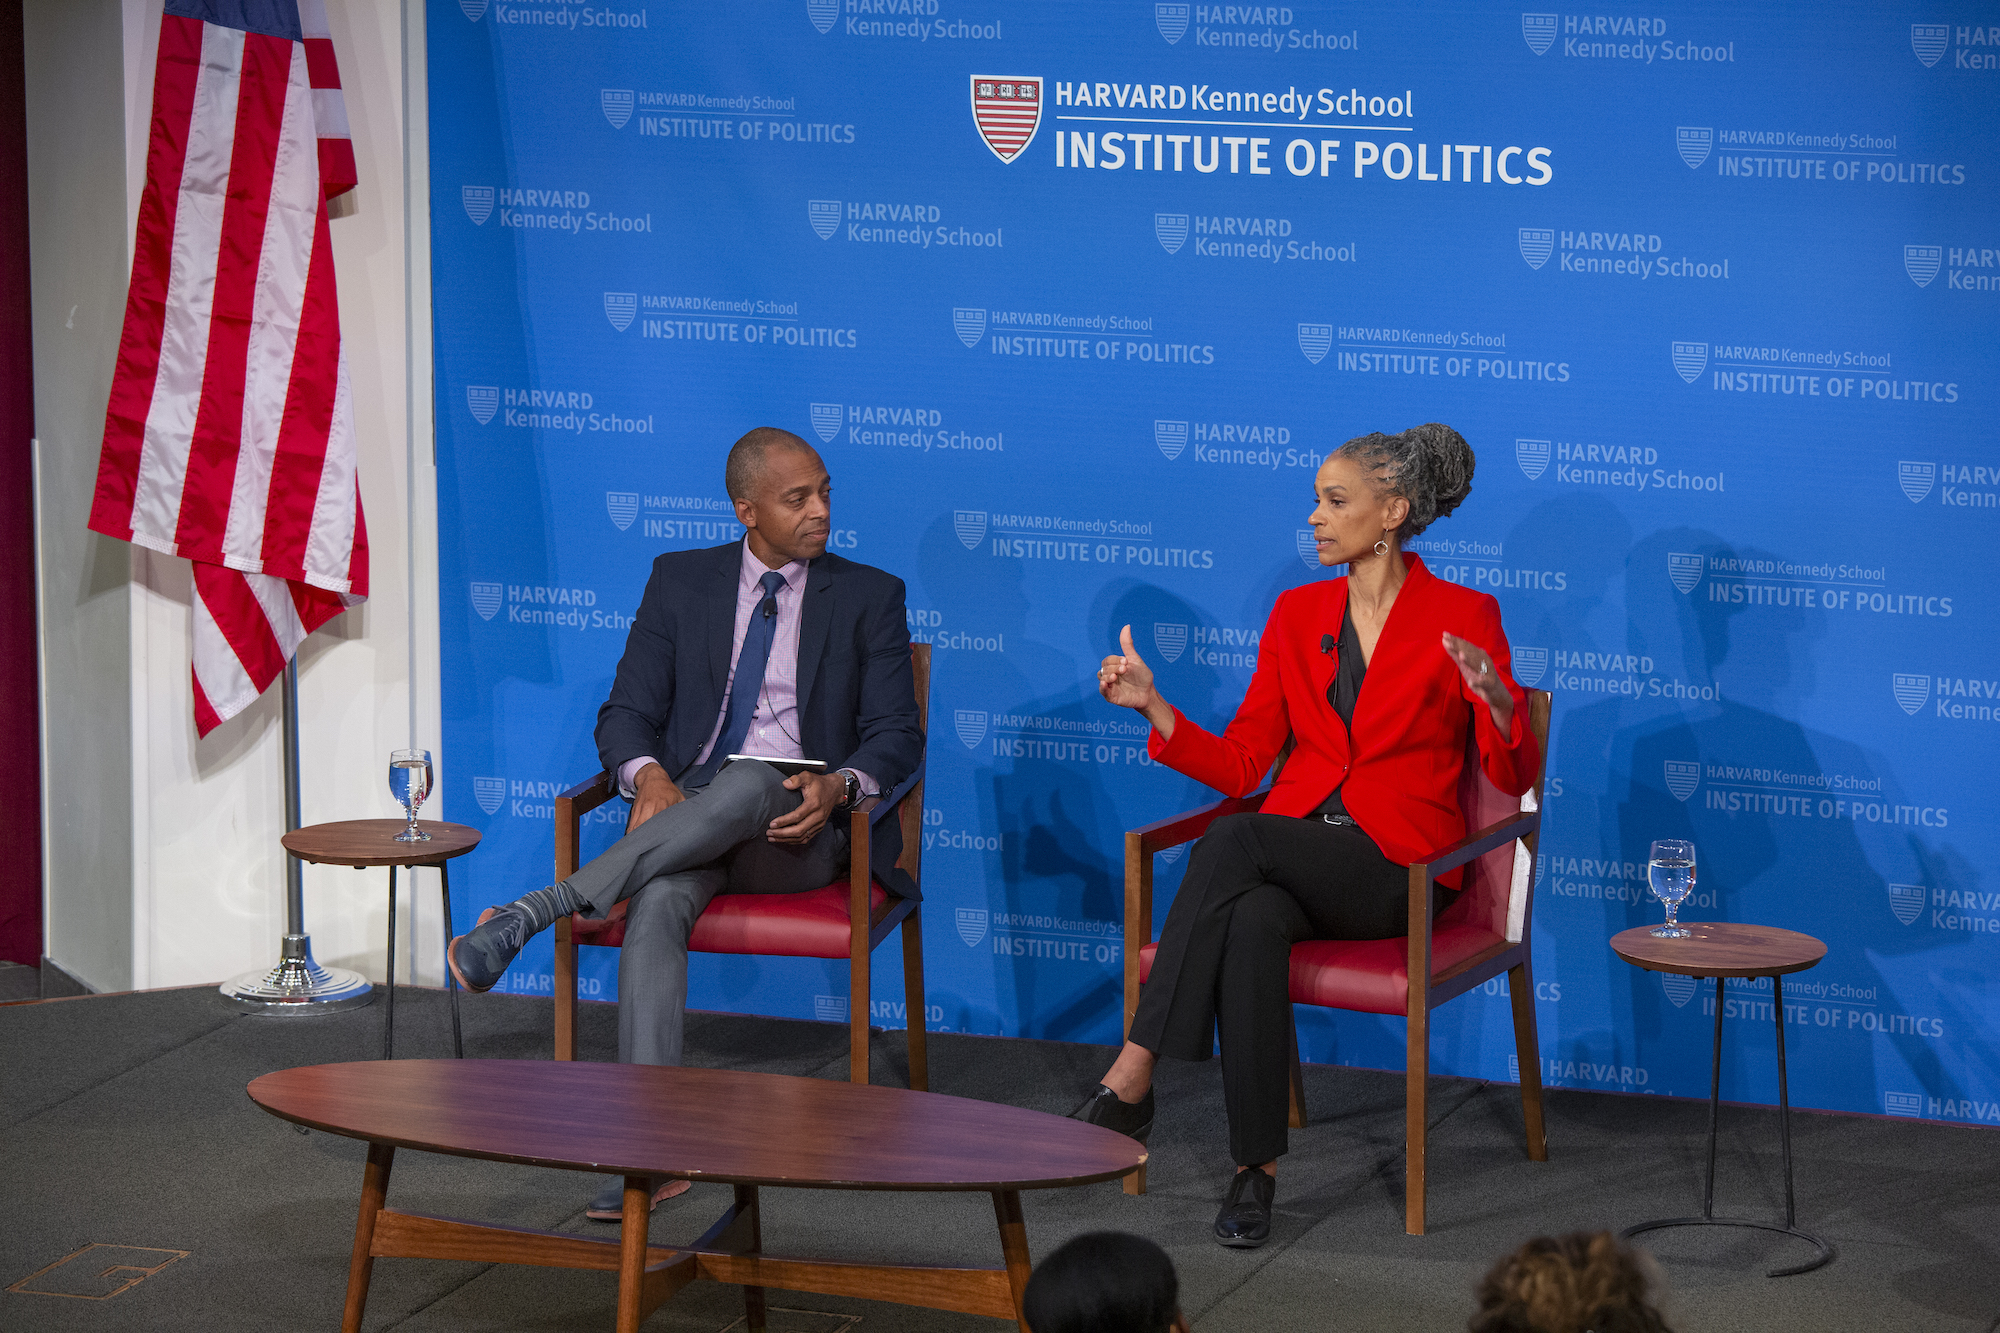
(1122, 691), (1552, 1233)
(551, 644), (931, 1090)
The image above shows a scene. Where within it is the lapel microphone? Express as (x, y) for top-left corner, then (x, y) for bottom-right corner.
(762, 595), (777, 620)
(1321, 634), (1336, 656)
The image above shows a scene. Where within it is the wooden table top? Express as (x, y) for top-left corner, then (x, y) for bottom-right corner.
(1610, 922), (1826, 979)
(282, 820), (481, 867)
(248, 1061), (1146, 1192)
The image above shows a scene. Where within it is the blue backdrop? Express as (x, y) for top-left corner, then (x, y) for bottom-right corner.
(426, 0), (1999, 1126)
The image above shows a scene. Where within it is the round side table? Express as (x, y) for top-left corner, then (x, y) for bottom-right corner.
(282, 820), (482, 1060)
(1610, 921), (1833, 1277)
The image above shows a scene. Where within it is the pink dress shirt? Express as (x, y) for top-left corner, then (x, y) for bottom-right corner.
(618, 538), (876, 801)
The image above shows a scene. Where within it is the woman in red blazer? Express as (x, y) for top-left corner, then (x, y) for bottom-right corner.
(1072, 424), (1541, 1248)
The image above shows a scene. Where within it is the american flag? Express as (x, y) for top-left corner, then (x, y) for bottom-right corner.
(88, 0), (365, 735)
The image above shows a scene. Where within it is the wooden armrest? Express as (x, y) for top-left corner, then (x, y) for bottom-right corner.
(1127, 786), (1272, 856)
(1413, 810), (1541, 882)
(558, 770), (618, 814)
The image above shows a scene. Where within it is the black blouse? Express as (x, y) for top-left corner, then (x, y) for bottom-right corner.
(1314, 601), (1368, 819)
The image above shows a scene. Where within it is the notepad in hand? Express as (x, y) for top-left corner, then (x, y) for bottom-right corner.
(725, 755), (828, 779)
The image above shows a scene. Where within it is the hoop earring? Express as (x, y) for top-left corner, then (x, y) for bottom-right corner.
(1373, 539), (1390, 556)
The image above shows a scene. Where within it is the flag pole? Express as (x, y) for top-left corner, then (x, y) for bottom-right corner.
(220, 660), (373, 1013)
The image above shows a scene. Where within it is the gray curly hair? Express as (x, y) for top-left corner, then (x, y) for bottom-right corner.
(1334, 423), (1476, 541)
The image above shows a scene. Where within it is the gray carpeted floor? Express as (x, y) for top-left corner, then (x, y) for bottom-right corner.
(1, 985), (1991, 1332)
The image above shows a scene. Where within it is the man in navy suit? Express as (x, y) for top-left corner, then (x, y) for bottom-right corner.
(449, 427), (924, 1216)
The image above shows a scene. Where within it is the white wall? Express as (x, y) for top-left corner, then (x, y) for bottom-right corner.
(30, 0), (441, 992)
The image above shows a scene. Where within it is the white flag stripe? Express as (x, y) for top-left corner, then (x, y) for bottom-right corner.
(224, 50), (317, 569)
(301, 345), (358, 588)
(298, 0), (331, 37)
(310, 87), (350, 137)
(132, 23), (246, 557)
(191, 594), (258, 723)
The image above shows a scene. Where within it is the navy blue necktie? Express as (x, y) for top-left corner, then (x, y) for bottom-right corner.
(688, 571), (787, 787)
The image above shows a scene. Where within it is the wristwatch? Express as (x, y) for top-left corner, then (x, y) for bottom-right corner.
(835, 768), (861, 812)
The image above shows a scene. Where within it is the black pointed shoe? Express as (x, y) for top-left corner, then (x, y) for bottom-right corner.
(1068, 1084), (1155, 1143)
(447, 904), (532, 993)
(1213, 1168), (1275, 1248)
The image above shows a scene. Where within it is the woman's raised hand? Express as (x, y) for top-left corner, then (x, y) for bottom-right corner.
(1442, 631), (1515, 731)
(1100, 625), (1159, 710)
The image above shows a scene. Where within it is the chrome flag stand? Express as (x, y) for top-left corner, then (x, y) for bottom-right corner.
(220, 663), (373, 1013)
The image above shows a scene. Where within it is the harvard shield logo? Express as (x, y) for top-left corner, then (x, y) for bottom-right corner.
(1892, 673), (1931, 715)
(805, 0), (837, 33)
(1660, 973), (1697, 1008)
(808, 200), (841, 240)
(1910, 24), (1949, 67)
(954, 510), (987, 550)
(603, 292), (637, 332)
(1295, 530), (1321, 568)
(473, 777), (506, 815)
(970, 76), (1043, 163)
(955, 908), (989, 947)
(1888, 883), (1925, 926)
(465, 386), (498, 425)
(1155, 213), (1189, 254)
(600, 89), (633, 129)
(605, 492), (639, 531)
(1667, 552), (1704, 594)
(1521, 13), (1557, 54)
(1899, 461), (1935, 503)
(1153, 623), (1188, 663)
(1518, 228), (1553, 269)
(1676, 127), (1712, 170)
(469, 582), (503, 621)
(813, 995), (848, 1022)
(1516, 438), (1550, 480)
(1664, 761), (1701, 801)
(1156, 4), (1189, 43)
(1297, 323), (1332, 365)
(462, 185), (494, 225)
(1671, 341), (1707, 383)
(1155, 420), (1188, 460)
(809, 403), (843, 444)
(1905, 245), (1942, 288)
(952, 307), (987, 349)
(954, 710), (988, 748)
(1513, 647), (1547, 688)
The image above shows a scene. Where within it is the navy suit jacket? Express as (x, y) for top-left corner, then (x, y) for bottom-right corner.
(595, 543), (927, 898)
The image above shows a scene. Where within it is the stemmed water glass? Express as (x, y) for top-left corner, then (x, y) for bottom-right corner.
(1647, 838), (1695, 938)
(389, 748), (433, 842)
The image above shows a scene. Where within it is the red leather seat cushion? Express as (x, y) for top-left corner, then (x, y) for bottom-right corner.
(570, 879), (891, 960)
(1135, 917), (1505, 1017)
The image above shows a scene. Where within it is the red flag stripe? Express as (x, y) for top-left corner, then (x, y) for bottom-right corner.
(88, 16), (206, 542)
(174, 32), (294, 559)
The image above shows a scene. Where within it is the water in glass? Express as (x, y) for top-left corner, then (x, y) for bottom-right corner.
(389, 748), (433, 842)
(1647, 838), (1695, 938)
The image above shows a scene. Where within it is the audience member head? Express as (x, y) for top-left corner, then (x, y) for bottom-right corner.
(1023, 1231), (1188, 1333)
(1333, 421), (1476, 541)
(1469, 1231), (1671, 1333)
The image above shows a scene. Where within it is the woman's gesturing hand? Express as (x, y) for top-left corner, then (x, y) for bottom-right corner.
(1101, 625), (1176, 738)
(1442, 631), (1516, 733)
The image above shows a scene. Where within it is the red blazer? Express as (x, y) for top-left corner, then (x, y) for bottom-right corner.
(1150, 555), (1539, 886)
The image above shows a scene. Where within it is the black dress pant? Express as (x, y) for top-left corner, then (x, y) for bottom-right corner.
(1128, 812), (1445, 1167)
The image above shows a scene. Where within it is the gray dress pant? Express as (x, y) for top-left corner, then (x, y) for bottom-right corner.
(558, 759), (849, 1067)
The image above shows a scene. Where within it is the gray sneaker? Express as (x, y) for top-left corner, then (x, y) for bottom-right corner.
(446, 904), (532, 993)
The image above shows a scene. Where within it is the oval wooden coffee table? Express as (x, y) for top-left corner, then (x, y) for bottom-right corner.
(248, 1060), (1146, 1333)
(1610, 922), (1832, 1276)
(282, 820), (481, 1060)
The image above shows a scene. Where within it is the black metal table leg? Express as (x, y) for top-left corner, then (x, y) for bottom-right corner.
(1622, 972), (1835, 1277)
(383, 864), (398, 1061)
(440, 863), (463, 1058)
